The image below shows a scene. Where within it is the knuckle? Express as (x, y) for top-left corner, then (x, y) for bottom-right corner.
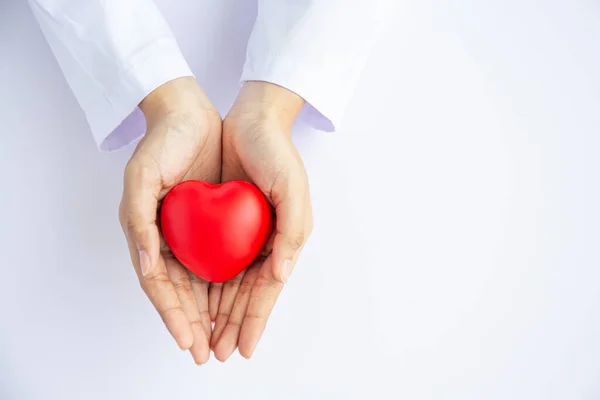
(141, 271), (171, 291)
(124, 214), (145, 240)
(171, 278), (193, 294)
(227, 318), (242, 328)
(238, 280), (254, 296)
(189, 319), (204, 329)
(286, 231), (305, 251)
(252, 275), (279, 292)
(225, 279), (242, 290)
(244, 313), (267, 325)
(160, 304), (185, 320)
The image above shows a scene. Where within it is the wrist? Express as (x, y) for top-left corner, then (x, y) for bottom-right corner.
(228, 81), (305, 129)
(140, 77), (218, 127)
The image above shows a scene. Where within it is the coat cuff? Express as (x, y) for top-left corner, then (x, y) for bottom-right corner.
(241, 59), (338, 133)
(89, 38), (193, 152)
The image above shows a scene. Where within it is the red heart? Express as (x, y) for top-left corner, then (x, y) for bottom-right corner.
(160, 180), (273, 283)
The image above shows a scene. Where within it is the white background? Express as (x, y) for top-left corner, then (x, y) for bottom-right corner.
(1, 1), (599, 399)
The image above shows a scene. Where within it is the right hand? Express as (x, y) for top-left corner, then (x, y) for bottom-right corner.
(210, 81), (313, 360)
(118, 77), (221, 365)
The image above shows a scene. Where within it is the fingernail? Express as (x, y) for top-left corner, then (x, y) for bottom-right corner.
(281, 260), (293, 283)
(139, 249), (151, 276)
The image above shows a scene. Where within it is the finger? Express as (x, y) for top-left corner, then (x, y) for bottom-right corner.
(208, 283), (223, 322)
(238, 256), (284, 359)
(126, 239), (194, 351)
(210, 270), (247, 349)
(271, 171), (310, 283)
(233, 200), (311, 359)
(164, 256), (210, 365)
(188, 271), (212, 343)
(120, 156), (162, 277)
(213, 263), (261, 362)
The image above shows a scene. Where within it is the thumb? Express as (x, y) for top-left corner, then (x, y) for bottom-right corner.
(271, 172), (309, 283)
(120, 157), (162, 277)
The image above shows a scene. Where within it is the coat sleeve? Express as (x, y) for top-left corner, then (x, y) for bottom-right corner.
(242, 0), (389, 131)
(29, 0), (193, 151)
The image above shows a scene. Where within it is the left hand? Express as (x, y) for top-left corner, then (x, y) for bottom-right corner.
(208, 81), (313, 360)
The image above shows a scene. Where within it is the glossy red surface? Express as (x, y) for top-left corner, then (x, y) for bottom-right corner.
(160, 180), (272, 283)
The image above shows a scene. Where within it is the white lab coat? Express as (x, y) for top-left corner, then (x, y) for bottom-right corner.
(29, 0), (387, 151)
